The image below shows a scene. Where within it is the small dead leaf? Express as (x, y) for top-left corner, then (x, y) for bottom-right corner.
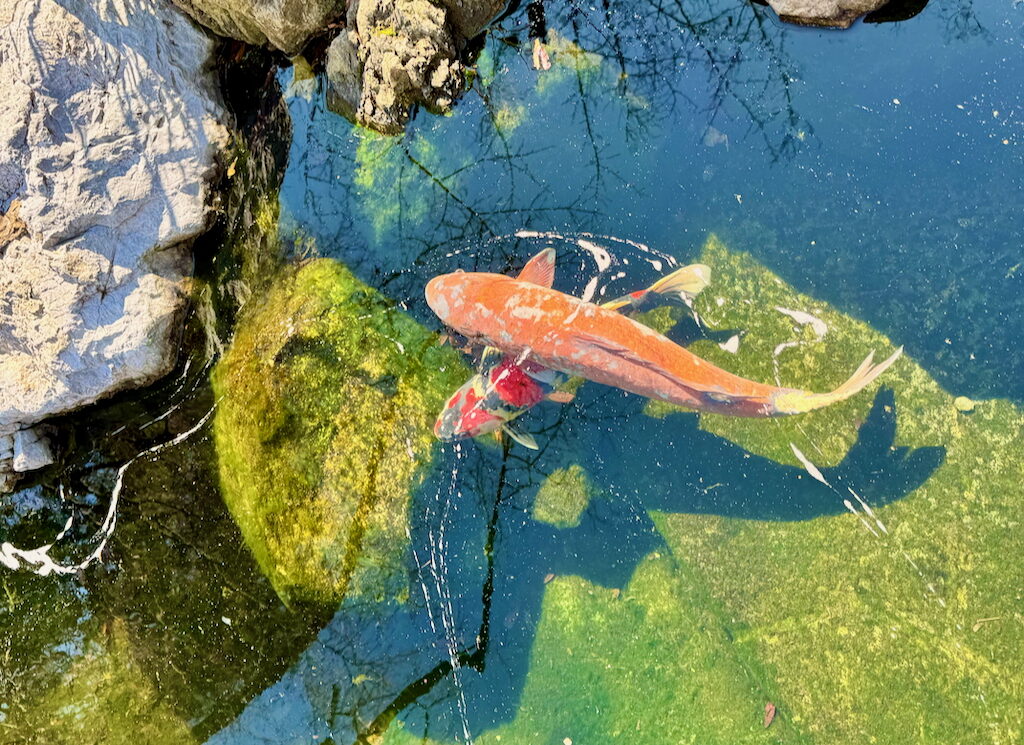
(972, 616), (1001, 632)
(0, 200), (28, 247)
(763, 702), (777, 728)
(610, 588), (621, 600)
(543, 573), (555, 584)
(226, 158), (237, 179)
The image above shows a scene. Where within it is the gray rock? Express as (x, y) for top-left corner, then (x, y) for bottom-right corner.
(765, 0), (889, 28)
(12, 427), (53, 473)
(170, 0), (345, 54)
(327, 0), (503, 134)
(436, 0), (504, 41)
(0, 0), (228, 487)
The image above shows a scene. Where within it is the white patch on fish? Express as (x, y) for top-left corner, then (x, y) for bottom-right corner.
(510, 305), (546, 321)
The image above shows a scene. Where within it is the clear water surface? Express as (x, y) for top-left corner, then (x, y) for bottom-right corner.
(3, 0), (1023, 743)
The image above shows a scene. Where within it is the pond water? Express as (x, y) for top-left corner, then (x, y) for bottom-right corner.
(3, 0), (1024, 743)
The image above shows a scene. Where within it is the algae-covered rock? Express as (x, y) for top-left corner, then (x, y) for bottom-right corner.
(212, 259), (468, 609)
(15, 619), (198, 745)
(532, 465), (599, 529)
(656, 236), (1024, 744)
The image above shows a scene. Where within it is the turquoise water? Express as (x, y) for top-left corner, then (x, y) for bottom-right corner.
(3, 0), (1024, 742)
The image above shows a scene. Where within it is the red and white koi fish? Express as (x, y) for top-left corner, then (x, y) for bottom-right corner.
(426, 248), (901, 420)
(433, 259), (711, 447)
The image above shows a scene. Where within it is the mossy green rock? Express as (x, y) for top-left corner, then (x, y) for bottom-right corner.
(212, 259), (468, 609)
(385, 235), (1023, 744)
(532, 464), (600, 528)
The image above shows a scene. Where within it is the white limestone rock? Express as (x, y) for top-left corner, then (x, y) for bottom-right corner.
(0, 0), (229, 487)
(12, 427), (53, 473)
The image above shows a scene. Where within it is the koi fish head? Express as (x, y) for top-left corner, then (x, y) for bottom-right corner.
(433, 357), (550, 441)
(424, 272), (467, 329)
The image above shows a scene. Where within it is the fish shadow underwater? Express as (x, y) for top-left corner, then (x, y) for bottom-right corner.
(208, 387), (943, 743)
(389, 385), (945, 738)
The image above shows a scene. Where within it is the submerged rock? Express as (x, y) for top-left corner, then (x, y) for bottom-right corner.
(763, 0), (889, 28)
(0, 0), (228, 489)
(532, 465), (600, 529)
(212, 259), (467, 608)
(377, 235), (1023, 745)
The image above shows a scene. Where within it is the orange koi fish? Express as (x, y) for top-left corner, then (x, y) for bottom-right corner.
(426, 248), (901, 418)
(433, 261), (711, 447)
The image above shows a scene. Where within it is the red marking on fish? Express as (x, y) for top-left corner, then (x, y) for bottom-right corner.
(490, 358), (546, 408)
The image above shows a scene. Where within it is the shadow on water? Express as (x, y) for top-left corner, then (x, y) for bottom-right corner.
(210, 383), (943, 743)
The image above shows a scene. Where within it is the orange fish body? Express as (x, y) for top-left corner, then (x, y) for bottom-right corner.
(425, 249), (900, 418)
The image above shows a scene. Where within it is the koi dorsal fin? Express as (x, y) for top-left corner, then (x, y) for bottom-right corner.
(516, 248), (556, 287)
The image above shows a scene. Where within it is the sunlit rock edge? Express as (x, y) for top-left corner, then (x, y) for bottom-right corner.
(381, 234), (1023, 745)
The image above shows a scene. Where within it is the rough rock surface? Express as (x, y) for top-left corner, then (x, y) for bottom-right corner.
(765, 0), (888, 28)
(0, 0), (228, 488)
(170, 0), (345, 54)
(326, 0), (505, 134)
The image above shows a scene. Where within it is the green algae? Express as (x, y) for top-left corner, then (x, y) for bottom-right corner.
(649, 235), (1024, 744)
(535, 30), (605, 98)
(15, 620), (198, 745)
(532, 465), (600, 528)
(383, 552), (797, 745)
(353, 130), (470, 240)
(211, 259), (469, 609)
(386, 234), (1022, 745)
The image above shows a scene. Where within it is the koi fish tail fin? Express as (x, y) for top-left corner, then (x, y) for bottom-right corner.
(647, 263), (712, 304)
(772, 347), (903, 414)
(602, 263), (712, 312)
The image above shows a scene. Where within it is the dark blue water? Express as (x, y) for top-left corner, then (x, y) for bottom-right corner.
(280, 0), (1024, 403)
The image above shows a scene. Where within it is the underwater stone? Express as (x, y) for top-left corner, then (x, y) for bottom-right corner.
(382, 235), (1024, 745)
(0, 0), (228, 487)
(211, 259), (468, 609)
(532, 465), (599, 529)
(657, 235), (1024, 744)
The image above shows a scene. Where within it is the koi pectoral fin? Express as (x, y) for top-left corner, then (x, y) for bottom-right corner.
(501, 423), (539, 450)
(647, 263), (712, 303)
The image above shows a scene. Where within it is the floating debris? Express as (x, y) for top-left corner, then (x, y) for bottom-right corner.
(703, 125), (729, 148)
(719, 334), (741, 354)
